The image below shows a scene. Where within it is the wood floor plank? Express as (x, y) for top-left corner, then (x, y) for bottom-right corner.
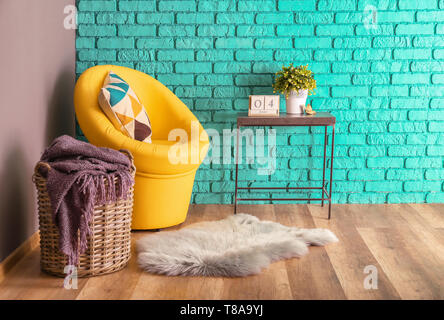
(308, 204), (401, 300)
(0, 249), (87, 300)
(274, 204), (346, 300)
(378, 204), (444, 271)
(408, 204), (444, 229)
(1, 204), (442, 300)
(402, 204), (444, 261)
(357, 227), (443, 299)
(384, 204), (444, 298)
(348, 204), (405, 229)
(351, 204), (444, 298)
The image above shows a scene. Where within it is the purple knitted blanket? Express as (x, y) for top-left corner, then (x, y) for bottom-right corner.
(39, 135), (134, 266)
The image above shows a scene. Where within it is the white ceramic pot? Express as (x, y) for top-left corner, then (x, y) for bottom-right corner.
(286, 89), (308, 114)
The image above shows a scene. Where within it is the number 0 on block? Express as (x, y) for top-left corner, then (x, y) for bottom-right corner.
(248, 95), (280, 117)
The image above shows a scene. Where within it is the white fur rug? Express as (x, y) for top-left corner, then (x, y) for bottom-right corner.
(137, 213), (338, 277)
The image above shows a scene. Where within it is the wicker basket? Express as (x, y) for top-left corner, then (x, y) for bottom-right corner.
(33, 150), (135, 278)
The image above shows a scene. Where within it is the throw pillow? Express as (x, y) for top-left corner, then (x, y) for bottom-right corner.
(98, 72), (152, 143)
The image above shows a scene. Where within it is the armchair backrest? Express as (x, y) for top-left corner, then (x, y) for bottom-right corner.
(74, 65), (197, 142)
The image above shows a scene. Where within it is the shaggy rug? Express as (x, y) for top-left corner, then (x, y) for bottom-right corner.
(137, 213), (338, 277)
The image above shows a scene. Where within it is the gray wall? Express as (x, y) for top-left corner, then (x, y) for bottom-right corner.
(0, 0), (76, 262)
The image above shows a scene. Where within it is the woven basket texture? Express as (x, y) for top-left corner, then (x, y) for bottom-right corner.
(33, 150), (134, 278)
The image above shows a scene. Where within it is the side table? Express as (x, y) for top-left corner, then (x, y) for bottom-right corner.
(234, 112), (336, 219)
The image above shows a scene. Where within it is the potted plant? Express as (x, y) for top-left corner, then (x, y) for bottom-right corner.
(272, 64), (316, 114)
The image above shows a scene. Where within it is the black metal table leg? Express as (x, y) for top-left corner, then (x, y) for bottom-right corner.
(328, 124), (335, 219)
(322, 125), (328, 207)
(234, 124), (240, 214)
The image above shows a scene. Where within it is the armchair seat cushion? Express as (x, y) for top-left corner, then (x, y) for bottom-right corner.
(120, 139), (209, 176)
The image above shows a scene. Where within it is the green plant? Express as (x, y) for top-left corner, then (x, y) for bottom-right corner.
(272, 64), (316, 97)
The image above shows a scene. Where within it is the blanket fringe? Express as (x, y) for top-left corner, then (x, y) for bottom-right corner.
(70, 171), (133, 266)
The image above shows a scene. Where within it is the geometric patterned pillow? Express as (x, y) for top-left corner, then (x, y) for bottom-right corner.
(98, 71), (152, 143)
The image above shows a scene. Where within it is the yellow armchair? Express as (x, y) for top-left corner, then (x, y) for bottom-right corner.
(74, 65), (209, 229)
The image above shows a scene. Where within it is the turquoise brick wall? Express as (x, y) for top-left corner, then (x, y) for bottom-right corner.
(76, 0), (444, 204)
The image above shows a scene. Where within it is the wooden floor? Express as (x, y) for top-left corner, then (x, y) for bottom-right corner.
(0, 204), (443, 300)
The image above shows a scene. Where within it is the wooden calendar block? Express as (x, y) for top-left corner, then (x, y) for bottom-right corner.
(248, 95), (280, 117)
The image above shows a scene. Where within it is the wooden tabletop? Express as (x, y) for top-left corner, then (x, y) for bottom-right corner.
(237, 112), (336, 126)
